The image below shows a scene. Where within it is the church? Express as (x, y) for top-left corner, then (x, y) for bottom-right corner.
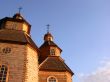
(0, 12), (74, 82)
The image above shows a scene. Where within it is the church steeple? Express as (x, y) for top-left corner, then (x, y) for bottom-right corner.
(39, 29), (62, 63)
(39, 28), (74, 79)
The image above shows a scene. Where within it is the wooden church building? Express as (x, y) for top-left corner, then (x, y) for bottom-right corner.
(0, 13), (74, 82)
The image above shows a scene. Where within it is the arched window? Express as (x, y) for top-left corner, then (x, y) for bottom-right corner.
(50, 49), (55, 56)
(0, 65), (8, 82)
(48, 76), (57, 82)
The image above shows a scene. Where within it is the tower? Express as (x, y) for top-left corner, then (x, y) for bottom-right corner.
(0, 13), (39, 82)
(38, 31), (74, 82)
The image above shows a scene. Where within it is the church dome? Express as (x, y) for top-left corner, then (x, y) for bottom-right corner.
(13, 13), (23, 19)
(44, 32), (53, 41)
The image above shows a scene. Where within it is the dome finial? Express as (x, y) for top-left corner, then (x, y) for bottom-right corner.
(46, 24), (50, 33)
(18, 7), (22, 14)
(13, 7), (23, 19)
(44, 24), (53, 41)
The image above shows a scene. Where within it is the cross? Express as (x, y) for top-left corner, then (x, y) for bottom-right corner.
(46, 24), (50, 33)
(18, 7), (22, 14)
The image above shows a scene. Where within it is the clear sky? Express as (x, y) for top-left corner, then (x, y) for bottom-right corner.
(0, 0), (110, 82)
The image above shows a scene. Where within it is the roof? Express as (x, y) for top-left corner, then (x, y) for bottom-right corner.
(0, 14), (31, 28)
(0, 13), (31, 35)
(40, 41), (62, 52)
(44, 32), (53, 39)
(0, 29), (39, 51)
(44, 32), (53, 41)
(39, 56), (74, 75)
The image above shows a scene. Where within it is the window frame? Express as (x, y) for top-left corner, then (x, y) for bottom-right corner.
(0, 64), (9, 82)
(47, 76), (58, 82)
(50, 49), (55, 56)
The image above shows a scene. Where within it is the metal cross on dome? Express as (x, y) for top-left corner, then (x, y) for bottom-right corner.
(18, 7), (22, 14)
(46, 24), (50, 33)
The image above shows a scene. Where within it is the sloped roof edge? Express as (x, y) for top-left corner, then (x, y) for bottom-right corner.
(0, 29), (39, 52)
(39, 41), (62, 52)
(39, 56), (74, 75)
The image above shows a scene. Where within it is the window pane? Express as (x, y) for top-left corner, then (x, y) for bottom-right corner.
(0, 65), (8, 82)
(50, 49), (55, 55)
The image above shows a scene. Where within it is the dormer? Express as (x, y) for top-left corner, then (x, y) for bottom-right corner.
(0, 13), (31, 35)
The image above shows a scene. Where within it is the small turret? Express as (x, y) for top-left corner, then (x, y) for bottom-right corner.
(39, 26), (62, 63)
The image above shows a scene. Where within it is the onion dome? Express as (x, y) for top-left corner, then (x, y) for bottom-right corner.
(13, 13), (23, 20)
(44, 32), (53, 41)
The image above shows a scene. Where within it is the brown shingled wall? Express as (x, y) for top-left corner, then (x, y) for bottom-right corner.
(39, 71), (73, 82)
(25, 45), (38, 82)
(0, 43), (38, 82)
(0, 43), (26, 82)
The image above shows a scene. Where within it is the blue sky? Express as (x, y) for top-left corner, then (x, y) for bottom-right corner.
(0, 0), (110, 82)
